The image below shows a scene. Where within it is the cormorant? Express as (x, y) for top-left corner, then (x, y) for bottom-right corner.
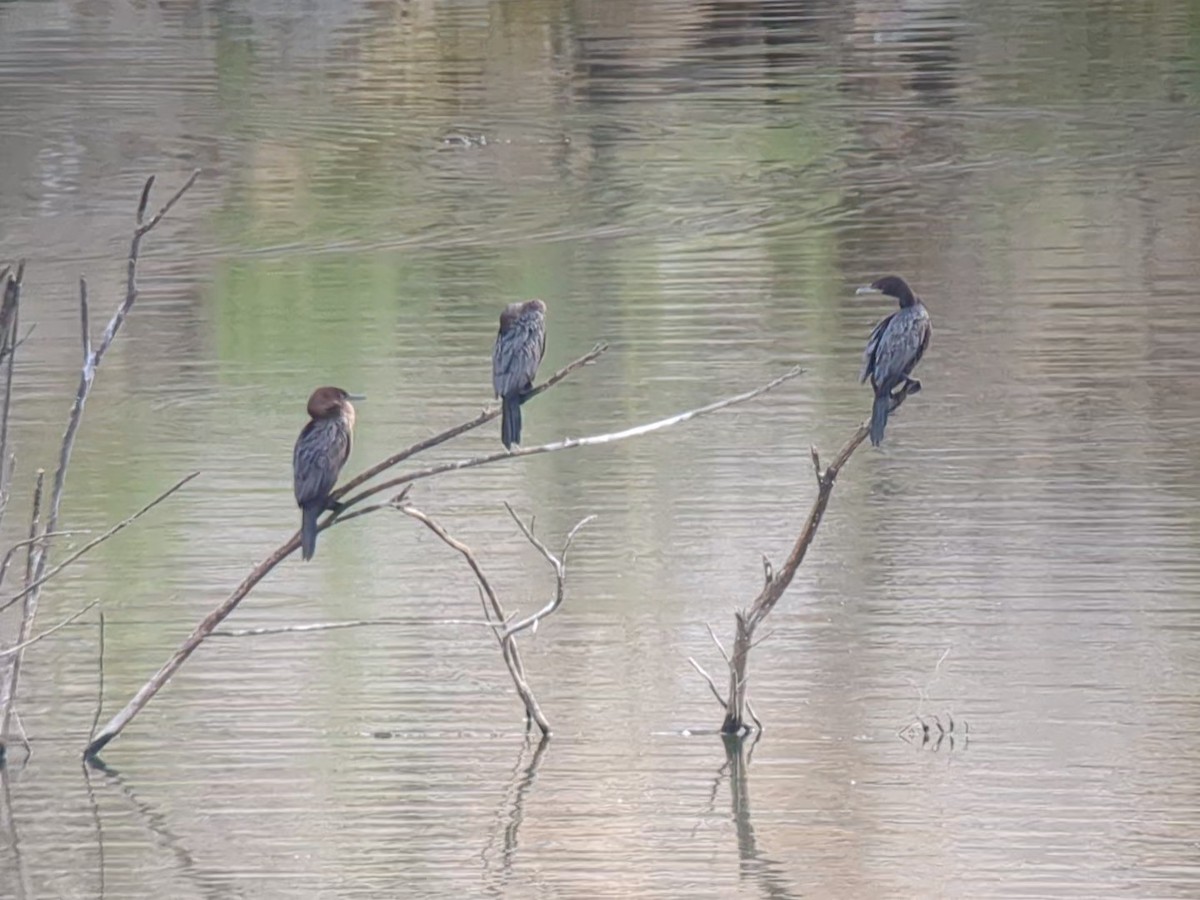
(856, 275), (932, 446)
(293, 386), (360, 560)
(492, 299), (547, 449)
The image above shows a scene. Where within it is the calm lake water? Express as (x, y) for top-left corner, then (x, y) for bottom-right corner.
(2, 0), (1200, 897)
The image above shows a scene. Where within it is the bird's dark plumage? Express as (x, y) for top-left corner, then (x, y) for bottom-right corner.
(857, 276), (931, 446)
(293, 386), (357, 561)
(492, 299), (547, 449)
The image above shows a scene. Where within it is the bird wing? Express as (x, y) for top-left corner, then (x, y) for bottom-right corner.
(492, 308), (546, 398)
(860, 312), (895, 383)
(871, 307), (930, 391)
(293, 419), (351, 506)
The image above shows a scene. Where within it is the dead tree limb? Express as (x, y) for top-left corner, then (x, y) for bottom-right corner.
(0, 174), (198, 763)
(0, 471), (199, 615)
(337, 365), (805, 511)
(85, 364), (802, 759)
(330, 343), (609, 502)
(0, 262), (23, 523)
(0, 599), (98, 659)
(399, 502), (591, 736)
(700, 382), (920, 735)
(0, 470), (45, 758)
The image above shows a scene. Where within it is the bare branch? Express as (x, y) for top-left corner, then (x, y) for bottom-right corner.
(0, 531), (78, 594)
(499, 505), (593, 640)
(135, 169), (201, 237)
(89, 610), (105, 744)
(79, 276), (91, 364)
(343, 366), (805, 510)
(210, 617), (497, 638)
(0, 472), (198, 615)
(712, 379), (923, 735)
(706, 623), (730, 664)
(0, 599), (99, 659)
(0, 469), (45, 748)
(398, 503), (546, 732)
(688, 657), (727, 707)
(87, 363), (803, 757)
(330, 344), (609, 503)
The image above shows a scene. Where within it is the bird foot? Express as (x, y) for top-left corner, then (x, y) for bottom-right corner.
(900, 378), (921, 396)
(326, 500), (347, 515)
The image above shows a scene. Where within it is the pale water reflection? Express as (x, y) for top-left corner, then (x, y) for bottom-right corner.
(2, 0), (1200, 897)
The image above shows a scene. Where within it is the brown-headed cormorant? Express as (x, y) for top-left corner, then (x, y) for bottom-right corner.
(492, 299), (547, 449)
(857, 275), (932, 446)
(293, 386), (360, 560)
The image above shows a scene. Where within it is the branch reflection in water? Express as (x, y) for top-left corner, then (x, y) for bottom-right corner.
(480, 735), (549, 896)
(716, 734), (799, 900)
(82, 759), (242, 900)
(1, 763), (34, 900)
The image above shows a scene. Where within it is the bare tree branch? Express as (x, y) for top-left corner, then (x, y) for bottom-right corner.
(498, 504), (593, 641)
(398, 502), (547, 732)
(689, 657), (727, 707)
(0, 469), (45, 750)
(0, 599), (99, 659)
(330, 344), (609, 503)
(0, 472), (199, 615)
(89, 610), (106, 745)
(340, 366), (805, 511)
(86, 363), (801, 758)
(0, 531), (78, 593)
(210, 617), (498, 638)
(699, 380), (922, 735)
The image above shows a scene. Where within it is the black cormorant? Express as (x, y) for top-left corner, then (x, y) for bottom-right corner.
(856, 275), (932, 446)
(492, 299), (547, 449)
(293, 386), (360, 560)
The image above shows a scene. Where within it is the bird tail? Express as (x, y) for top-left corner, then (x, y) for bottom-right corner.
(870, 392), (890, 447)
(301, 504), (321, 561)
(501, 394), (522, 449)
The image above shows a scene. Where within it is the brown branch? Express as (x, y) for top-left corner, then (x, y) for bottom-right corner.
(0, 599), (99, 659)
(689, 657), (727, 707)
(89, 610), (106, 745)
(0, 262), (23, 518)
(0, 472), (198, 615)
(210, 617), (497, 638)
(708, 381), (920, 735)
(330, 343), (608, 502)
(0, 469), (45, 752)
(86, 364), (801, 758)
(0, 531), (77, 593)
(398, 503), (546, 732)
(340, 366), (805, 510)
(498, 504), (593, 641)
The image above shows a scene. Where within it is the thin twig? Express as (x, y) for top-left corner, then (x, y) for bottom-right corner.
(499, 505), (593, 640)
(79, 277), (91, 364)
(0, 531), (78, 593)
(397, 503), (544, 730)
(330, 344), (608, 503)
(0, 599), (99, 659)
(689, 658), (727, 707)
(707, 623), (730, 664)
(210, 617), (498, 637)
(89, 611), (106, 744)
(0, 469), (45, 748)
(0, 472), (198, 614)
(342, 367), (805, 511)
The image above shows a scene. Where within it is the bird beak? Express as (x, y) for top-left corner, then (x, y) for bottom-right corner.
(346, 393), (366, 401)
(855, 285), (881, 296)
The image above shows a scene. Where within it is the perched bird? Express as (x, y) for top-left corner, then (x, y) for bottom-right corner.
(492, 299), (547, 449)
(293, 386), (361, 561)
(856, 275), (932, 446)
